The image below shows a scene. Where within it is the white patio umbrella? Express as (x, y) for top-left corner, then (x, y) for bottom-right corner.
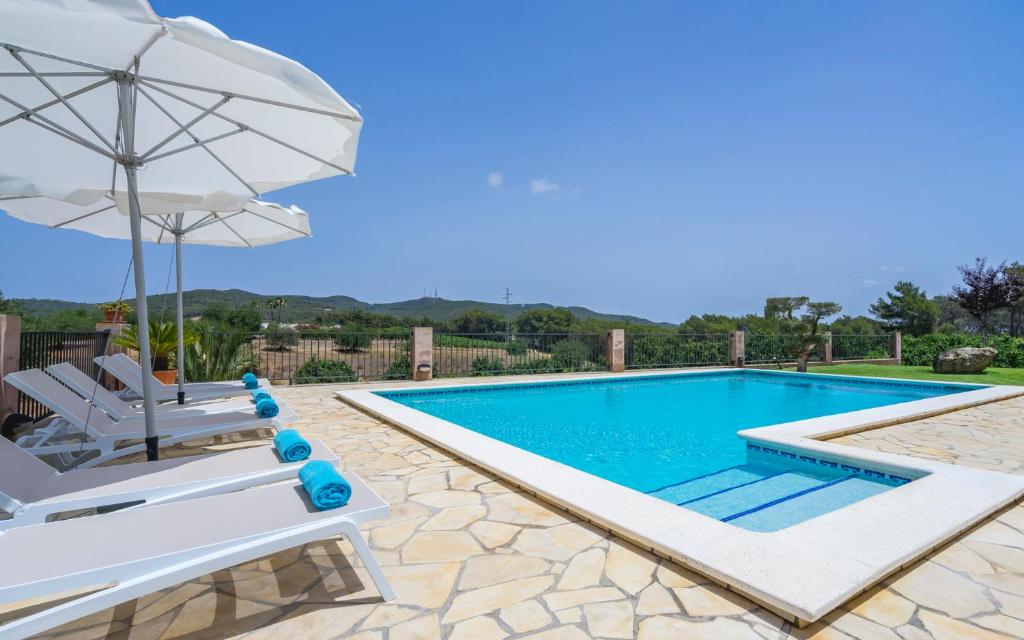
(0, 1), (361, 459)
(0, 195), (310, 403)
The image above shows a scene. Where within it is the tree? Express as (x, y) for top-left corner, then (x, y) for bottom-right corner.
(334, 323), (372, 352)
(201, 302), (261, 332)
(514, 308), (575, 334)
(451, 309), (505, 335)
(1007, 263), (1024, 337)
(951, 258), (1011, 335)
(264, 322), (298, 351)
(266, 297), (287, 323)
(764, 297), (809, 321)
(869, 281), (939, 337)
(0, 290), (21, 315)
(785, 301), (842, 372)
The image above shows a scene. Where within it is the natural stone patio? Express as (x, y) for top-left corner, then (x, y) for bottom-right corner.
(22, 380), (1024, 639)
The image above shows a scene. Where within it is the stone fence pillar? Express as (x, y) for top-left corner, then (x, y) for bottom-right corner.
(889, 331), (902, 365)
(0, 315), (21, 419)
(411, 327), (433, 381)
(729, 330), (745, 367)
(821, 332), (833, 365)
(606, 329), (624, 373)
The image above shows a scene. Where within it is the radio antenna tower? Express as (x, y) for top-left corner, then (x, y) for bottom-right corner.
(503, 287), (513, 338)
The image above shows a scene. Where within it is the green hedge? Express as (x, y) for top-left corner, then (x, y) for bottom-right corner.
(292, 359), (357, 384)
(902, 334), (1024, 368)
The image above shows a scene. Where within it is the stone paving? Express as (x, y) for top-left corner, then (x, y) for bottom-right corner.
(21, 382), (1024, 639)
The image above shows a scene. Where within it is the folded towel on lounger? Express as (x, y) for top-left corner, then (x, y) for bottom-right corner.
(299, 460), (351, 510)
(273, 428), (311, 462)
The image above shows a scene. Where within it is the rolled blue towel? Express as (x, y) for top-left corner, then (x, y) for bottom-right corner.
(251, 389), (272, 402)
(299, 460), (351, 510)
(273, 429), (311, 462)
(242, 372), (258, 389)
(255, 396), (279, 418)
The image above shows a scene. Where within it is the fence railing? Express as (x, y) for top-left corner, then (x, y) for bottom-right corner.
(744, 333), (823, 365)
(624, 333), (730, 369)
(247, 331), (412, 384)
(433, 333), (606, 377)
(18, 330), (110, 419)
(832, 334), (891, 361)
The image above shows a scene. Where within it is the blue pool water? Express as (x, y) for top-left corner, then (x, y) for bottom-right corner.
(379, 370), (979, 531)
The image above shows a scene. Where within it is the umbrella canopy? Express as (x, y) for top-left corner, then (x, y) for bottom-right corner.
(0, 195), (310, 403)
(0, 195), (311, 246)
(0, 0), (361, 459)
(0, 0), (361, 210)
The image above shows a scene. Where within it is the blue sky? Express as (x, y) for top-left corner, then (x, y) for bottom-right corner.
(2, 1), (1023, 323)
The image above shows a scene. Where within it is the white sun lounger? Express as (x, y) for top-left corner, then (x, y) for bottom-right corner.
(46, 362), (298, 423)
(0, 435), (338, 530)
(0, 476), (394, 640)
(4, 370), (279, 469)
(95, 352), (272, 403)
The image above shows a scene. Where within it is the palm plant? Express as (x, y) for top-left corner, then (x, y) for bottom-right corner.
(114, 321), (198, 370)
(184, 321), (258, 381)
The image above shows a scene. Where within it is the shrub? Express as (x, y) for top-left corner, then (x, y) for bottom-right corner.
(185, 322), (258, 382)
(293, 359), (357, 384)
(384, 354), (411, 380)
(550, 338), (590, 370)
(506, 339), (527, 356)
(334, 324), (372, 352)
(265, 322), (298, 351)
(902, 334), (1024, 368)
(470, 355), (506, 376)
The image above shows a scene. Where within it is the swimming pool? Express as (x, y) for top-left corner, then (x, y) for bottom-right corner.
(378, 370), (980, 531)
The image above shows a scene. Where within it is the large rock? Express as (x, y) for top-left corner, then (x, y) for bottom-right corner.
(933, 346), (997, 374)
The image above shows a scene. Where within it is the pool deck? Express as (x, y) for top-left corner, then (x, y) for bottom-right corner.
(21, 371), (1024, 640)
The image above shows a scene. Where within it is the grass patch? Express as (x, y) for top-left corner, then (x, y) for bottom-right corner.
(788, 363), (1024, 386)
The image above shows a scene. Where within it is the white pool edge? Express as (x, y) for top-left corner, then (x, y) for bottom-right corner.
(338, 368), (1024, 625)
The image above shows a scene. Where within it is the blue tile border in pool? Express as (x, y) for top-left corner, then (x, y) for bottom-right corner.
(376, 368), (985, 399)
(746, 442), (920, 486)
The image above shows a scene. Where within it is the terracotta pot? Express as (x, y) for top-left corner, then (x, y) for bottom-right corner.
(103, 310), (123, 322)
(152, 369), (178, 385)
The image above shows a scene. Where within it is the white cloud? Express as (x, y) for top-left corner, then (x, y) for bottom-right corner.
(880, 265), (907, 273)
(862, 279), (880, 287)
(530, 178), (560, 195)
(486, 171), (503, 189)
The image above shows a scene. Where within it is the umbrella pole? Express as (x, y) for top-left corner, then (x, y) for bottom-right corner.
(118, 78), (160, 461)
(175, 228), (186, 404)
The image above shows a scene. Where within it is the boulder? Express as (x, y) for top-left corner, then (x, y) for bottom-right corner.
(933, 346), (998, 374)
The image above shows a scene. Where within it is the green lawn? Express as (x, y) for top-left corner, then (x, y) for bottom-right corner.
(788, 363), (1024, 386)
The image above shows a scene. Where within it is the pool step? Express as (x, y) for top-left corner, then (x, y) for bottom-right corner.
(646, 465), (780, 505)
(727, 476), (891, 532)
(683, 471), (828, 520)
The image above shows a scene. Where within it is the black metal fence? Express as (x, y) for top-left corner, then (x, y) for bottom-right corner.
(744, 333), (824, 365)
(832, 334), (891, 361)
(246, 330), (412, 384)
(18, 330), (110, 419)
(433, 333), (606, 377)
(624, 333), (730, 369)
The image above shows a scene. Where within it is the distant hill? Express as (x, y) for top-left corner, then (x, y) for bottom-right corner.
(13, 289), (670, 326)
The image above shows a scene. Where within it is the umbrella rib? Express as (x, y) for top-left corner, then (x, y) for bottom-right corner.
(140, 95), (231, 160)
(144, 128), (244, 163)
(15, 111), (116, 159)
(216, 215), (254, 247)
(0, 42), (116, 74)
(179, 211), (218, 234)
(137, 75), (362, 122)
(185, 210), (246, 233)
(241, 207), (311, 236)
(8, 49), (117, 152)
(0, 77), (113, 128)
(135, 85), (259, 196)
(0, 72), (108, 77)
(50, 203), (116, 229)
(139, 80), (353, 175)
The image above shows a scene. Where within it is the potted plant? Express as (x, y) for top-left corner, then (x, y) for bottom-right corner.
(114, 320), (199, 384)
(98, 301), (132, 323)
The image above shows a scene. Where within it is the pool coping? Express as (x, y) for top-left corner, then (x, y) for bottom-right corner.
(338, 368), (1024, 625)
